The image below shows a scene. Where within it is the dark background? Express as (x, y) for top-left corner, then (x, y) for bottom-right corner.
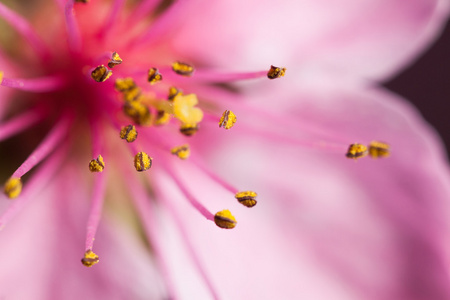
(385, 21), (450, 157)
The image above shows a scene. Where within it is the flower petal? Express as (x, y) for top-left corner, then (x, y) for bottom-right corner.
(172, 0), (449, 81)
(162, 84), (450, 299)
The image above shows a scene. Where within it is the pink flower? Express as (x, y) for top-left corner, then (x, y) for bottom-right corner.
(0, 0), (449, 299)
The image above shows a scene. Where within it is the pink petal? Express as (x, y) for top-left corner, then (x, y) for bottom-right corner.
(0, 164), (165, 299)
(160, 83), (450, 299)
(171, 0), (449, 81)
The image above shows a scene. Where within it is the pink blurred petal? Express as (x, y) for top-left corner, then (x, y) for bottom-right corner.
(171, 0), (449, 81)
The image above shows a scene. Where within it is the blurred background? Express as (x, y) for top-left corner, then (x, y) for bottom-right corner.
(385, 21), (450, 157)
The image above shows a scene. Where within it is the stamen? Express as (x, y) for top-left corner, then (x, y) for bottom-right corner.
(0, 3), (49, 58)
(0, 109), (46, 142)
(75, 0), (89, 3)
(172, 61), (195, 76)
(1, 75), (65, 92)
(115, 77), (137, 92)
(346, 143), (368, 160)
(214, 209), (237, 229)
(123, 87), (142, 102)
(108, 52), (123, 68)
(267, 65), (286, 79)
(154, 110), (171, 126)
(123, 101), (152, 126)
(81, 250), (99, 267)
(368, 141), (390, 159)
(89, 155), (105, 172)
(148, 68), (163, 85)
(219, 110), (237, 130)
(120, 125), (138, 143)
(173, 93), (203, 124)
(91, 65), (112, 82)
(179, 123), (199, 136)
(190, 157), (239, 194)
(168, 86), (182, 101)
(235, 191), (258, 208)
(134, 152), (152, 172)
(171, 144), (190, 160)
(3, 177), (22, 199)
(11, 116), (71, 179)
(64, 0), (82, 52)
(98, 0), (125, 39)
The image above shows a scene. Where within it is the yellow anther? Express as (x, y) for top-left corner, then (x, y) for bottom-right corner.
(345, 143), (368, 160)
(219, 110), (237, 130)
(267, 65), (286, 79)
(180, 123), (199, 136)
(148, 68), (163, 85)
(172, 61), (195, 76)
(91, 65), (112, 82)
(214, 209), (237, 229)
(115, 78), (136, 92)
(235, 191), (257, 208)
(173, 93), (203, 124)
(171, 144), (190, 160)
(123, 101), (152, 126)
(4, 177), (22, 199)
(81, 250), (99, 267)
(154, 110), (171, 126)
(368, 141), (390, 159)
(168, 86), (182, 101)
(89, 155), (105, 172)
(108, 52), (122, 68)
(123, 87), (142, 102)
(134, 152), (152, 172)
(120, 125), (138, 143)
(0, 71), (3, 84)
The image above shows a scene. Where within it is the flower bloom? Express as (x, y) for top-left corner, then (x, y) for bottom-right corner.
(0, 0), (450, 299)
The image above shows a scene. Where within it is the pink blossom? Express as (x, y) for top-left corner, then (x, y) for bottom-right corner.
(0, 0), (449, 299)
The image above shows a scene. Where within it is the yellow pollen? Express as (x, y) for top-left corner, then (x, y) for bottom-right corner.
(81, 250), (99, 267)
(180, 123), (199, 136)
(154, 110), (171, 126)
(4, 177), (22, 199)
(346, 143), (368, 160)
(173, 93), (203, 124)
(171, 144), (190, 160)
(91, 65), (112, 82)
(108, 52), (122, 68)
(267, 65), (286, 79)
(89, 155), (105, 172)
(148, 68), (163, 85)
(219, 110), (237, 130)
(134, 152), (152, 172)
(214, 209), (237, 229)
(235, 191), (257, 208)
(123, 87), (142, 102)
(0, 71), (3, 84)
(368, 141), (390, 159)
(123, 101), (152, 126)
(168, 86), (182, 101)
(120, 125), (138, 143)
(115, 78), (137, 92)
(172, 61), (195, 76)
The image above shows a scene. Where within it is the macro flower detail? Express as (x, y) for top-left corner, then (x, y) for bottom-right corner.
(0, 0), (449, 299)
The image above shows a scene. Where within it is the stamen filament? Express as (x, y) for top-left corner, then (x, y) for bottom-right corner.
(1, 76), (65, 92)
(97, 0), (126, 39)
(0, 2), (49, 59)
(11, 116), (72, 179)
(190, 158), (238, 194)
(84, 121), (107, 251)
(0, 109), (46, 142)
(64, 0), (82, 52)
(181, 69), (268, 82)
(163, 160), (214, 222)
(152, 178), (220, 300)
(0, 143), (68, 229)
(123, 168), (177, 300)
